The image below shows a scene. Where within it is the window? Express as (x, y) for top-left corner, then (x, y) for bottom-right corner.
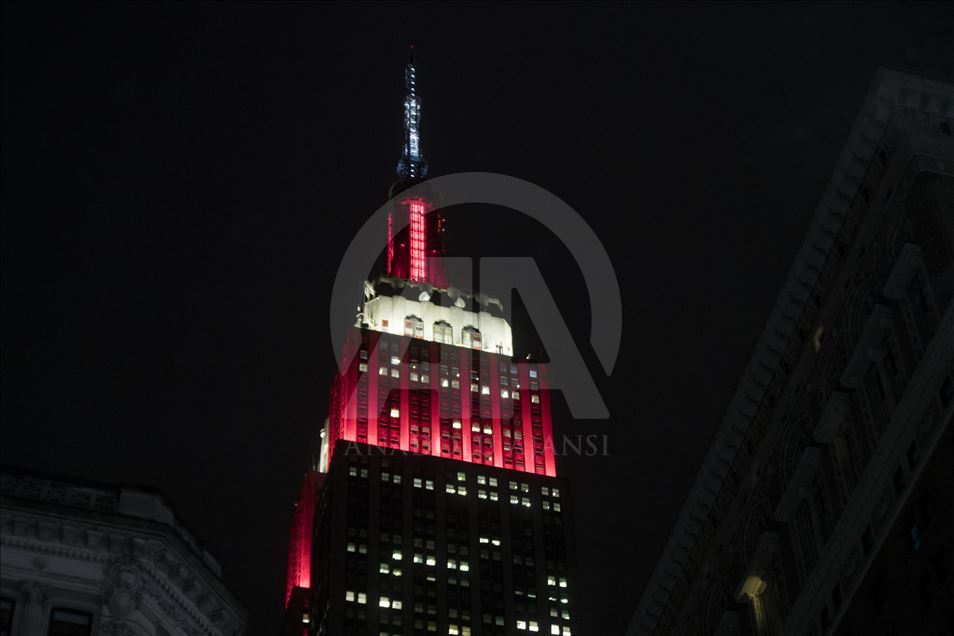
(433, 321), (453, 344)
(461, 326), (482, 350)
(405, 315), (425, 338)
(48, 609), (92, 636)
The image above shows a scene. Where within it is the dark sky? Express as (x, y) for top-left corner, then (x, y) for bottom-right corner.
(3, 2), (953, 634)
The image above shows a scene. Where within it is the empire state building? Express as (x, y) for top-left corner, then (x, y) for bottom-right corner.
(281, 49), (579, 636)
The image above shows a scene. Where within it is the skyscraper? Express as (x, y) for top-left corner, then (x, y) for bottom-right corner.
(628, 69), (954, 636)
(282, 49), (578, 636)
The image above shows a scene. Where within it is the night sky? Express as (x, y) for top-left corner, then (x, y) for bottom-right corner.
(3, 3), (954, 634)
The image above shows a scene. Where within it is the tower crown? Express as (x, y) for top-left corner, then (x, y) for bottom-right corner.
(396, 45), (427, 182)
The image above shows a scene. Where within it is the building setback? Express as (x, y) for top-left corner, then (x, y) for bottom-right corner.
(628, 68), (954, 636)
(282, 49), (579, 636)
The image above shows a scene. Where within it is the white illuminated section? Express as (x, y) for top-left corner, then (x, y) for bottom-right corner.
(360, 294), (513, 357)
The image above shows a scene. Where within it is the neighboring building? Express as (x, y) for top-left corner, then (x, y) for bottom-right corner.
(628, 69), (954, 636)
(1, 467), (248, 636)
(281, 49), (579, 636)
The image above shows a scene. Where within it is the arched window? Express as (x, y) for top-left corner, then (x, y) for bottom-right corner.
(404, 315), (424, 339)
(433, 320), (453, 344)
(462, 326), (482, 350)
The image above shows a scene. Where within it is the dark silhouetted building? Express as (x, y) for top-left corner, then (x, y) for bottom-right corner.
(628, 68), (954, 636)
(282, 50), (578, 636)
(0, 467), (248, 636)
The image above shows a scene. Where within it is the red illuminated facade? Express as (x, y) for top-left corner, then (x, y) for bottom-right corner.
(326, 327), (556, 476)
(385, 195), (448, 288)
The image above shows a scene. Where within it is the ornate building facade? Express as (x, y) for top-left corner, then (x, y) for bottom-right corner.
(628, 69), (954, 635)
(1, 468), (247, 636)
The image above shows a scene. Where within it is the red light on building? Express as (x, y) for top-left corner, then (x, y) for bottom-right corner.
(408, 198), (426, 282)
(285, 471), (323, 605)
(325, 327), (557, 477)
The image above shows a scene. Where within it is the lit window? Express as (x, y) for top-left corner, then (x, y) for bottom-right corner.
(542, 486), (549, 496)
(509, 481), (517, 490)
(551, 626), (560, 635)
(391, 355), (400, 365)
(490, 492), (498, 501)
(510, 495), (519, 505)
(559, 578), (567, 588)
(478, 490), (487, 499)
(462, 326), (482, 349)
(446, 484), (456, 494)
(521, 483), (529, 492)
(426, 480), (434, 490)
(347, 542), (356, 553)
(471, 424), (481, 433)
(379, 367), (388, 376)
(426, 556), (436, 566)
(441, 378), (450, 388)
(359, 362), (368, 373)
(554, 503), (561, 512)
(477, 475), (486, 485)
(483, 426), (492, 435)
(393, 600), (403, 610)
(390, 407), (400, 418)
(547, 576), (556, 586)
(414, 478), (422, 488)
(470, 383), (479, 393)
(448, 559), (457, 569)
(380, 596), (391, 608)
(517, 620), (527, 630)
(529, 369), (538, 378)
(452, 420), (462, 429)
(460, 561), (469, 572)
(489, 477), (497, 486)
(433, 321), (453, 344)
(543, 501), (551, 510)
(457, 485), (467, 496)
(391, 368), (400, 378)
(393, 551), (403, 560)
(529, 622), (539, 632)
(522, 497), (531, 507)
(501, 389), (510, 399)
(481, 385), (490, 395)
(531, 394), (540, 404)
(491, 539), (500, 546)
(357, 592), (367, 604)
(349, 466), (358, 476)
(405, 315), (424, 338)
(346, 590), (355, 602)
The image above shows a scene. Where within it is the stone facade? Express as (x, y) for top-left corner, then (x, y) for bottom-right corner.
(628, 68), (954, 635)
(1, 469), (247, 636)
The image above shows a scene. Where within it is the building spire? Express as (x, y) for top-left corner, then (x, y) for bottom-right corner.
(396, 44), (427, 181)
